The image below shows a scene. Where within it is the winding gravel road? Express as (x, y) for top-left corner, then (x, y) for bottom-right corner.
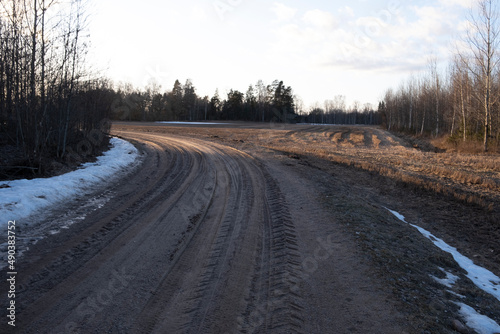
(1, 127), (407, 334)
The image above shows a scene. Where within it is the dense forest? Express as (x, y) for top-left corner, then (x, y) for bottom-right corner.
(111, 79), (296, 123)
(380, 0), (500, 152)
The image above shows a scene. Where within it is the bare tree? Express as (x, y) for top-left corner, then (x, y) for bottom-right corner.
(407, 75), (416, 131)
(256, 80), (267, 122)
(1, 0), (112, 176)
(452, 55), (472, 142)
(459, 0), (500, 152)
(429, 57), (441, 137)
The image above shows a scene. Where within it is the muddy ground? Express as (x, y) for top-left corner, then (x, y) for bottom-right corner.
(1, 122), (499, 334)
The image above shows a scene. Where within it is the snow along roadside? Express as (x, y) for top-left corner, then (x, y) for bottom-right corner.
(387, 208), (500, 334)
(0, 138), (140, 228)
(386, 208), (500, 303)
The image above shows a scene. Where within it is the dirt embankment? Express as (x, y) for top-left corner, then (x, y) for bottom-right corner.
(1, 122), (498, 334)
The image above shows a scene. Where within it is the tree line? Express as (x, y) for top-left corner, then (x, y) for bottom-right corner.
(304, 97), (379, 125)
(111, 79), (297, 123)
(0, 0), (113, 176)
(380, 0), (500, 152)
(111, 79), (379, 125)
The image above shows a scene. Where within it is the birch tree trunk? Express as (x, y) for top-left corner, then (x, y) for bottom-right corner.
(460, 0), (500, 152)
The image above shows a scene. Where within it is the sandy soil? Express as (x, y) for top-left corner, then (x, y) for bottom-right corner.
(1, 122), (498, 334)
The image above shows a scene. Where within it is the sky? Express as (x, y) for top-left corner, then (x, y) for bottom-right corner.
(85, 0), (473, 110)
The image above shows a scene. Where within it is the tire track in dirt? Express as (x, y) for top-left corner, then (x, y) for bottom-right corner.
(183, 151), (258, 334)
(11, 132), (219, 333)
(9, 139), (183, 319)
(262, 153), (409, 334)
(128, 142), (252, 333)
(128, 139), (304, 334)
(229, 165), (304, 334)
(4, 129), (304, 334)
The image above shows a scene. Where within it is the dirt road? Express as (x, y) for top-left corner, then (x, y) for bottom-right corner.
(2, 123), (498, 333)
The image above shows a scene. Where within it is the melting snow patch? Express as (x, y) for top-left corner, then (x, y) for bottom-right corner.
(0, 137), (140, 227)
(386, 208), (500, 303)
(456, 303), (500, 334)
(431, 267), (460, 288)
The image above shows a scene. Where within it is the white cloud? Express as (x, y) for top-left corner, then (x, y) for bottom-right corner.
(271, 3), (297, 22)
(320, 3), (464, 73)
(438, 0), (473, 8)
(338, 6), (355, 18)
(190, 5), (208, 22)
(302, 9), (337, 29)
(384, 5), (461, 47)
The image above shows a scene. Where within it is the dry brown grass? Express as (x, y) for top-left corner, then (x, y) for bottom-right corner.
(433, 135), (500, 154)
(255, 125), (500, 214)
